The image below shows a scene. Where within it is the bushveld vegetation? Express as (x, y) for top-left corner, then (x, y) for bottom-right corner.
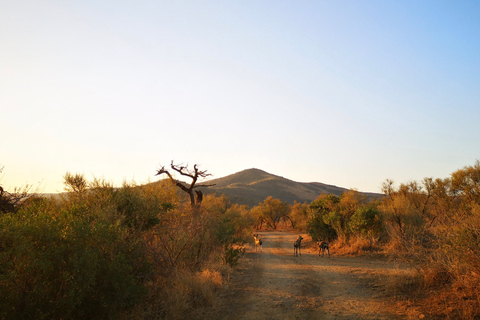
(1, 160), (480, 318)
(0, 169), (250, 320)
(302, 160), (480, 319)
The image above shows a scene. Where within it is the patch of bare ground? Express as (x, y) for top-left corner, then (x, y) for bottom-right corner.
(213, 231), (425, 320)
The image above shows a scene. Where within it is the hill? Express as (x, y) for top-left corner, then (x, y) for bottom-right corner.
(198, 168), (381, 207)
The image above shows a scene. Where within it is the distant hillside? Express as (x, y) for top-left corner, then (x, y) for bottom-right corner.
(198, 168), (381, 207)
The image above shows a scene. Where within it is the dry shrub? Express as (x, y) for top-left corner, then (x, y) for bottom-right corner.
(411, 207), (480, 319)
(416, 269), (480, 319)
(328, 236), (381, 255)
(383, 237), (405, 254)
(442, 276), (480, 320)
(185, 269), (224, 307)
(375, 267), (423, 298)
(347, 237), (378, 253)
(121, 268), (226, 320)
(418, 261), (452, 288)
(409, 278), (480, 320)
(382, 256), (480, 319)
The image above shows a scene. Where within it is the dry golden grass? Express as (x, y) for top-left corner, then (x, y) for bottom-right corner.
(121, 264), (231, 320)
(415, 268), (480, 319)
(303, 231), (480, 319)
(373, 260), (480, 319)
(333, 237), (382, 255)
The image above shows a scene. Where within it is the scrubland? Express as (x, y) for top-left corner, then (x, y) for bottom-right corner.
(1, 160), (480, 319)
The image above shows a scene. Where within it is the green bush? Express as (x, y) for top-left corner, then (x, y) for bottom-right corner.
(215, 216), (245, 268)
(0, 205), (148, 320)
(306, 195), (339, 242)
(349, 206), (383, 238)
(306, 210), (337, 242)
(0, 170), (271, 319)
(323, 211), (343, 237)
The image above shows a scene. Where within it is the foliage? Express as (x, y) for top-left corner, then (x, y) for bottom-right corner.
(376, 161), (480, 318)
(63, 172), (88, 195)
(250, 196), (290, 230)
(215, 216), (245, 267)
(0, 205), (147, 320)
(0, 170), (251, 319)
(225, 204), (256, 239)
(349, 206), (383, 239)
(306, 191), (384, 249)
(306, 194), (339, 242)
(289, 201), (309, 230)
(450, 160), (480, 205)
(6, 159), (480, 319)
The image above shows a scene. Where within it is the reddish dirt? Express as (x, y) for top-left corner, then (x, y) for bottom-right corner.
(215, 231), (424, 320)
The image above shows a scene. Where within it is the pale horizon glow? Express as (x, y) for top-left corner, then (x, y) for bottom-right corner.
(1, 1), (479, 194)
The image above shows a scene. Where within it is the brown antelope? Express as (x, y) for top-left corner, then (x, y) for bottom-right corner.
(253, 234), (263, 252)
(293, 235), (303, 257)
(318, 241), (330, 257)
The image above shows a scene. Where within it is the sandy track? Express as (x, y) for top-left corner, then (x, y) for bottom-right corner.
(215, 231), (421, 320)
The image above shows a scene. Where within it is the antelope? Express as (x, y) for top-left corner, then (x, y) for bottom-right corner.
(253, 234), (263, 252)
(294, 235), (303, 257)
(318, 241), (330, 257)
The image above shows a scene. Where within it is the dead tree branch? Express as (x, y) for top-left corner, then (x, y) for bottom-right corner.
(155, 161), (215, 210)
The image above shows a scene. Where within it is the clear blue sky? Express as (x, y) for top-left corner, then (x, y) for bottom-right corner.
(1, 1), (479, 194)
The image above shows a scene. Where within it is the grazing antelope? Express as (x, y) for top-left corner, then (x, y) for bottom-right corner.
(318, 241), (330, 257)
(293, 235), (303, 257)
(253, 234), (263, 252)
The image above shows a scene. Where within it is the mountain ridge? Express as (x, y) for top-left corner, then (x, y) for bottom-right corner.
(198, 168), (381, 207)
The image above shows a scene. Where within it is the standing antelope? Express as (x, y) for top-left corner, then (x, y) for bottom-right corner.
(294, 235), (303, 257)
(253, 234), (263, 252)
(318, 241), (330, 257)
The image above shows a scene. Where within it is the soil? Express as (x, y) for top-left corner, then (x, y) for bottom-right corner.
(214, 231), (424, 320)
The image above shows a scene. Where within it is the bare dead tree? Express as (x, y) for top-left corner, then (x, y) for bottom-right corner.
(155, 161), (215, 209)
(0, 185), (33, 214)
(0, 186), (14, 214)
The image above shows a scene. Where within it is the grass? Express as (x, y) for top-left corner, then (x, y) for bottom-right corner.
(120, 263), (231, 320)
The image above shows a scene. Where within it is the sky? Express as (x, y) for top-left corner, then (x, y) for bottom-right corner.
(1, 1), (480, 194)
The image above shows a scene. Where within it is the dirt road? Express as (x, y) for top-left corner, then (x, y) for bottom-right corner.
(215, 231), (423, 320)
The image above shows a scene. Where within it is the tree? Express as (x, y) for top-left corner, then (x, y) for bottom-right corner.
(63, 172), (89, 204)
(155, 162), (215, 210)
(451, 160), (480, 205)
(289, 201), (309, 230)
(63, 172), (88, 194)
(349, 206), (383, 239)
(307, 194), (339, 242)
(250, 197), (289, 230)
(0, 167), (33, 214)
(380, 179), (428, 247)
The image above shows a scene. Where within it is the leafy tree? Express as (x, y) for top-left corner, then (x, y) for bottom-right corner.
(450, 160), (480, 205)
(63, 172), (89, 205)
(250, 196), (289, 230)
(425, 177), (454, 226)
(380, 179), (429, 248)
(349, 206), (383, 239)
(307, 194), (338, 242)
(289, 201), (309, 230)
(334, 190), (368, 240)
(225, 204), (255, 239)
